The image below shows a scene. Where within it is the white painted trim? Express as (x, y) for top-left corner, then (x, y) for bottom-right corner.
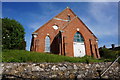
(77, 28), (80, 31)
(53, 18), (69, 22)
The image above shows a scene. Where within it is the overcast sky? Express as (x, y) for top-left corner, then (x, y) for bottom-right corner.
(2, 2), (118, 51)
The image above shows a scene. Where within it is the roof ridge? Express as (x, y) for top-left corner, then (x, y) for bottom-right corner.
(33, 7), (73, 33)
(33, 7), (97, 40)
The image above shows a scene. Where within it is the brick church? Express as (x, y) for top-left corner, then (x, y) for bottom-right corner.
(30, 7), (100, 58)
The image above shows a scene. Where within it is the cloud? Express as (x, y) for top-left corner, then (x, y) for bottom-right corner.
(27, 13), (54, 31)
(27, 3), (62, 30)
(78, 2), (118, 47)
(38, 2), (58, 11)
(89, 3), (115, 23)
(82, 3), (118, 37)
(24, 3), (64, 51)
(28, 22), (42, 31)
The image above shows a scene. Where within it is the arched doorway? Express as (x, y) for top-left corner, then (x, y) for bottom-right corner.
(73, 32), (86, 57)
(45, 36), (50, 52)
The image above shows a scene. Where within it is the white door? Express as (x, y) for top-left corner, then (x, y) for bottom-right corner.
(73, 32), (86, 57)
(73, 42), (86, 57)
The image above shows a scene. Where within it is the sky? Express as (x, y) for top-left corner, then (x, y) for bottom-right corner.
(2, 2), (118, 51)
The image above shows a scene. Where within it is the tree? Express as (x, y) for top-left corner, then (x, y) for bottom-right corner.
(2, 18), (26, 50)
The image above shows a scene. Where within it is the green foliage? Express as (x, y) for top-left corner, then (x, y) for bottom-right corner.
(2, 18), (26, 50)
(99, 48), (120, 62)
(2, 50), (104, 63)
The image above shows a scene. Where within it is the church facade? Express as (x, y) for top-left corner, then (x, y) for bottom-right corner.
(30, 7), (100, 58)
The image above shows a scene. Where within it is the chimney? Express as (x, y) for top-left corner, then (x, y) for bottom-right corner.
(103, 45), (106, 48)
(111, 44), (115, 49)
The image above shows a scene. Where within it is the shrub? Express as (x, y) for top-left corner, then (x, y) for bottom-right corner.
(2, 18), (26, 50)
(99, 48), (120, 61)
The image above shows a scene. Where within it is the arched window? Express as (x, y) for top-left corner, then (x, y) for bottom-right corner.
(74, 32), (84, 42)
(45, 36), (50, 52)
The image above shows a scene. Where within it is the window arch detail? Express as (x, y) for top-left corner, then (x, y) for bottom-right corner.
(45, 36), (50, 52)
(74, 32), (84, 42)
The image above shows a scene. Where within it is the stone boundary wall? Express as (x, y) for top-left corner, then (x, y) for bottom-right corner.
(1, 62), (120, 79)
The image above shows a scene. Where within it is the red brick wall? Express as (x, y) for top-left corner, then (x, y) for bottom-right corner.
(30, 8), (100, 58)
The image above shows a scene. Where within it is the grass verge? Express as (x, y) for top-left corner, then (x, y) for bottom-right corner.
(2, 50), (104, 63)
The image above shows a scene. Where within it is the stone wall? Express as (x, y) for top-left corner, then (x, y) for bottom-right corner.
(1, 62), (120, 79)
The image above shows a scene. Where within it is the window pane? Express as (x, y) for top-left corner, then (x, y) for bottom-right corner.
(74, 32), (84, 42)
(45, 36), (50, 52)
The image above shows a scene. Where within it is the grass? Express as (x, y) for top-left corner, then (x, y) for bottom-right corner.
(2, 50), (104, 63)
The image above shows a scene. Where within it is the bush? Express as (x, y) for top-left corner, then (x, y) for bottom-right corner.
(2, 18), (26, 50)
(99, 48), (120, 61)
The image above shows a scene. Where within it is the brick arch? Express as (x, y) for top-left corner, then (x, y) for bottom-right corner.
(71, 31), (84, 41)
(73, 31), (85, 42)
(72, 30), (87, 44)
(72, 31), (87, 57)
(44, 34), (51, 40)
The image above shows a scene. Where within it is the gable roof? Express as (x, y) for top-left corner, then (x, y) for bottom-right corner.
(33, 7), (98, 39)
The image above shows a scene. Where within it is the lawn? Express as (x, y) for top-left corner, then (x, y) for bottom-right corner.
(2, 50), (104, 63)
